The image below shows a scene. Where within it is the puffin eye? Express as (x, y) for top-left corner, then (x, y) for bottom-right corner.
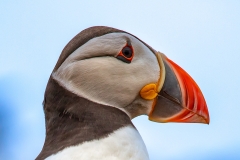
(116, 44), (134, 63)
(122, 46), (133, 58)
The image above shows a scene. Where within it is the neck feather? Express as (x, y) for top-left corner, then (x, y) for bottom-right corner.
(36, 77), (133, 160)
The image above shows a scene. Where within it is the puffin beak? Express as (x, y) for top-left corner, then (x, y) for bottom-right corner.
(148, 54), (210, 124)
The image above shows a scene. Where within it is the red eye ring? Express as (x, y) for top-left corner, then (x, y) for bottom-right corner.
(116, 43), (134, 63)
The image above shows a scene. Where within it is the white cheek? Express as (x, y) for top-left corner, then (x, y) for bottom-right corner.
(53, 32), (160, 114)
(53, 53), (159, 109)
(53, 57), (141, 108)
(46, 125), (149, 160)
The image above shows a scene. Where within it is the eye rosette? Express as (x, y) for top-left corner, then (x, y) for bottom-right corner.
(116, 44), (134, 63)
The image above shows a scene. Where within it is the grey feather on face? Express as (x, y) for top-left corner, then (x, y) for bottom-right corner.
(53, 32), (160, 119)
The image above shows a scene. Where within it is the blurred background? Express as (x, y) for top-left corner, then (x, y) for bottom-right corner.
(1, 1), (240, 160)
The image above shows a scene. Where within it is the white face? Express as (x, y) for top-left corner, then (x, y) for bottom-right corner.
(53, 33), (160, 118)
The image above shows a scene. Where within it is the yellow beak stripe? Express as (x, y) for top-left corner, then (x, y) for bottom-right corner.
(140, 52), (166, 100)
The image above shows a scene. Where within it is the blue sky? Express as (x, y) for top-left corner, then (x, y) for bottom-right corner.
(1, 1), (240, 160)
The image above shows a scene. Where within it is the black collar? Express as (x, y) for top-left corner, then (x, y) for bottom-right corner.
(36, 77), (132, 160)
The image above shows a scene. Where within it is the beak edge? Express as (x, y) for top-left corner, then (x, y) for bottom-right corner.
(148, 55), (210, 124)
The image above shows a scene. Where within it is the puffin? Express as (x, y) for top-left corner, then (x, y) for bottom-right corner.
(36, 26), (210, 160)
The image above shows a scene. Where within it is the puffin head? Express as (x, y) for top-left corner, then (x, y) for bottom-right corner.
(50, 26), (209, 124)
